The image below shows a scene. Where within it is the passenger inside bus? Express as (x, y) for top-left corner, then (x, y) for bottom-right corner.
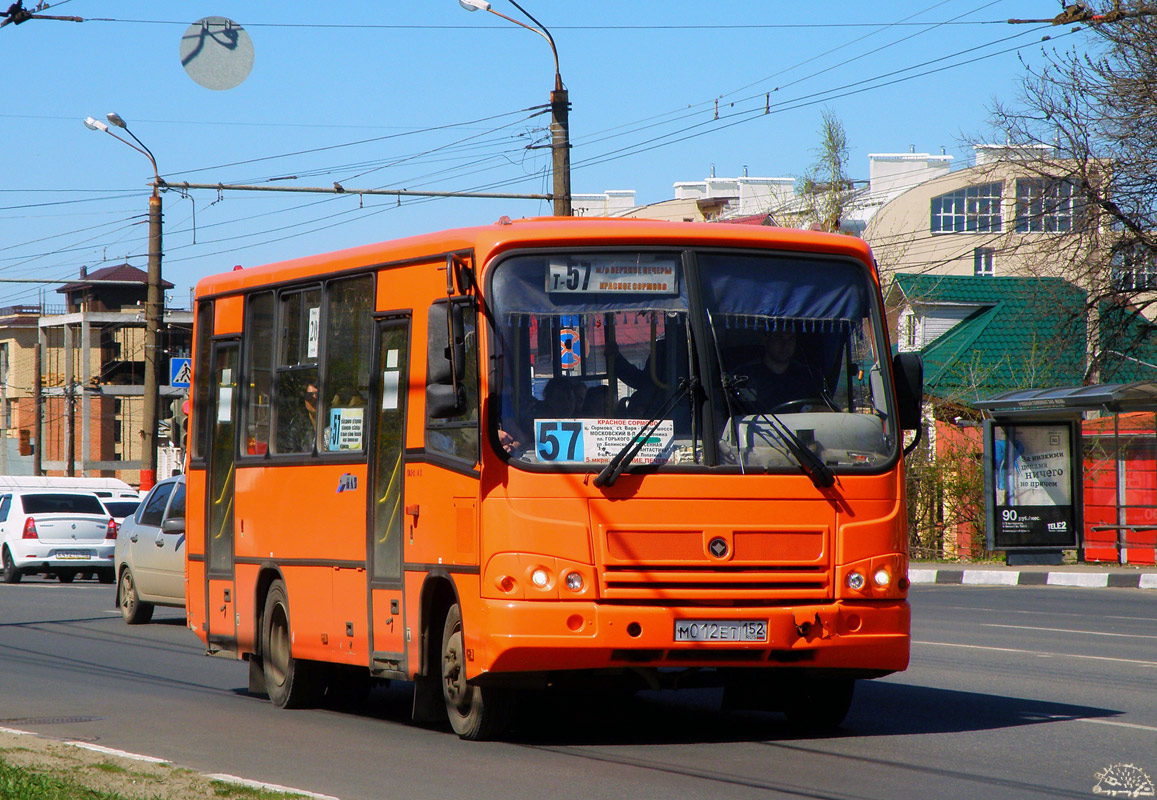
(275, 377), (319, 453)
(538, 376), (586, 418)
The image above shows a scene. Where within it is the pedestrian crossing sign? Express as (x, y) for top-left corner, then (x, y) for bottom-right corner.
(170, 358), (192, 388)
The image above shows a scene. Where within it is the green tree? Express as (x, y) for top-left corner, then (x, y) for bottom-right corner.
(799, 109), (856, 234)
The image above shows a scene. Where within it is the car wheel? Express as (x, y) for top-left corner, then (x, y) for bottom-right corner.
(57, 570), (76, 584)
(2, 547), (21, 584)
(441, 603), (514, 740)
(118, 568), (154, 624)
(262, 579), (322, 709)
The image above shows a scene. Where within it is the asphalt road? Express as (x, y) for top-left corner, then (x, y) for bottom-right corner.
(0, 578), (1153, 800)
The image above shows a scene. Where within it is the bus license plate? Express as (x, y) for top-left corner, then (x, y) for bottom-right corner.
(674, 620), (767, 642)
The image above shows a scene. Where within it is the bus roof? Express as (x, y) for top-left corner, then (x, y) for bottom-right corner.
(194, 217), (876, 299)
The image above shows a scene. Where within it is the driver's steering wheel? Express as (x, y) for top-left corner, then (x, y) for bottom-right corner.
(770, 396), (839, 414)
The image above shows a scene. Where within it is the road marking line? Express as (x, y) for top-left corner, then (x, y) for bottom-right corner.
(980, 623), (1157, 640)
(206, 774), (340, 800)
(914, 640), (1157, 668)
(908, 569), (937, 583)
(68, 742), (171, 764)
(0, 727), (34, 736)
(1077, 718), (1157, 733)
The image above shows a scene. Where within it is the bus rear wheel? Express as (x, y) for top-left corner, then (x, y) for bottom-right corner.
(440, 603), (513, 740)
(262, 579), (322, 709)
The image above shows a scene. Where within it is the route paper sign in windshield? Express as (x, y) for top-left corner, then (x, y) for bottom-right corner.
(534, 418), (676, 464)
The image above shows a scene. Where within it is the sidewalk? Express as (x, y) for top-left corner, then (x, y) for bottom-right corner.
(909, 561), (1157, 590)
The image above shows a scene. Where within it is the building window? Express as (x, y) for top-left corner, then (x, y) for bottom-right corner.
(1015, 178), (1076, 233)
(930, 182), (1003, 233)
(973, 247), (995, 277)
(900, 310), (920, 351)
(1111, 246), (1157, 291)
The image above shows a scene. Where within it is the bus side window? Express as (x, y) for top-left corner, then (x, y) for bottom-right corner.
(319, 275), (373, 452)
(242, 291), (274, 456)
(272, 287), (322, 455)
(426, 300), (479, 463)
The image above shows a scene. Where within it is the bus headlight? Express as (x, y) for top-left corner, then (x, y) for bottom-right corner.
(846, 571), (866, 591)
(531, 568), (550, 588)
(564, 571), (584, 592)
(873, 569), (891, 588)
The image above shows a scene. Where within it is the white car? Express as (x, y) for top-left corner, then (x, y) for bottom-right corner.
(114, 475), (185, 624)
(0, 490), (118, 584)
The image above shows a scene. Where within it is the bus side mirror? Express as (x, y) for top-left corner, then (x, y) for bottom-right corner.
(892, 352), (923, 430)
(426, 300), (467, 419)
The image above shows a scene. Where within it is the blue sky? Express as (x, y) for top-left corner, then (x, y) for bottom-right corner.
(1, 1), (1077, 307)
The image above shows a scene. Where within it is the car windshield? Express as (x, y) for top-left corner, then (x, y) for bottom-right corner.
(103, 501), (141, 518)
(489, 248), (897, 474)
(21, 493), (106, 514)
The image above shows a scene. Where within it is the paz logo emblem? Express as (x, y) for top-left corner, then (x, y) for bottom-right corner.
(708, 537), (729, 558)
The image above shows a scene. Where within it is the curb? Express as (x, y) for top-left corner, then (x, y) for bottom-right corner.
(909, 568), (1157, 590)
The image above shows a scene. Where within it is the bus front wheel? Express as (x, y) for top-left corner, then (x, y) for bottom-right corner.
(783, 676), (855, 731)
(440, 603), (513, 740)
(262, 579), (322, 709)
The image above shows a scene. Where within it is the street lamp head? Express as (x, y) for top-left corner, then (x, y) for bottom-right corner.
(459, 0), (491, 10)
(83, 116), (108, 132)
(106, 112), (127, 129)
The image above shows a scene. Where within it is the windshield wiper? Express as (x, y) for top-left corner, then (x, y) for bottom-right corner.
(720, 375), (835, 489)
(594, 377), (695, 488)
(746, 405), (835, 489)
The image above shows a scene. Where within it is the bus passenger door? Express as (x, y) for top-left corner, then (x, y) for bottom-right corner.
(205, 341), (239, 650)
(368, 317), (409, 674)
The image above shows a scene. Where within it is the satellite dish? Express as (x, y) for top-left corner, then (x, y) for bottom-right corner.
(179, 16), (254, 91)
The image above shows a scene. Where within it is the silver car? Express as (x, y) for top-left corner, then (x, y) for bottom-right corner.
(114, 475), (185, 624)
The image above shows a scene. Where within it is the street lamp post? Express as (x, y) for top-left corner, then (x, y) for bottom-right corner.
(459, 0), (571, 216)
(83, 113), (163, 490)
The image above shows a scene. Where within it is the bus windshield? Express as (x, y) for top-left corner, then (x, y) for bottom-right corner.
(490, 248), (896, 474)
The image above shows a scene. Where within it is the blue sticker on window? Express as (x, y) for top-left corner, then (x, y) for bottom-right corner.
(535, 420), (585, 462)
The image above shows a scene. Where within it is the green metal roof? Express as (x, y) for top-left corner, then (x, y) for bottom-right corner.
(889, 274), (1157, 403)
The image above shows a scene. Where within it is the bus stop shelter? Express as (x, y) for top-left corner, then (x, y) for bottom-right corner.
(975, 381), (1157, 566)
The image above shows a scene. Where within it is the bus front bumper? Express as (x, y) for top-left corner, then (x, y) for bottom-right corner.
(468, 599), (910, 679)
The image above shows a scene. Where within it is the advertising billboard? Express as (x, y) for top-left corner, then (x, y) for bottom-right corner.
(986, 420), (1080, 550)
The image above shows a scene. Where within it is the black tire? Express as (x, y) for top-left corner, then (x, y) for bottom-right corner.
(783, 676), (855, 732)
(57, 570), (76, 584)
(118, 567), (154, 624)
(2, 548), (21, 584)
(441, 603), (514, 740)
(97, 569), (114, 584)
(262, 579), (323, 709)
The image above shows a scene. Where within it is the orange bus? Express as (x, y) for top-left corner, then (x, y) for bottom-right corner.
(185, 217), (923, 739)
